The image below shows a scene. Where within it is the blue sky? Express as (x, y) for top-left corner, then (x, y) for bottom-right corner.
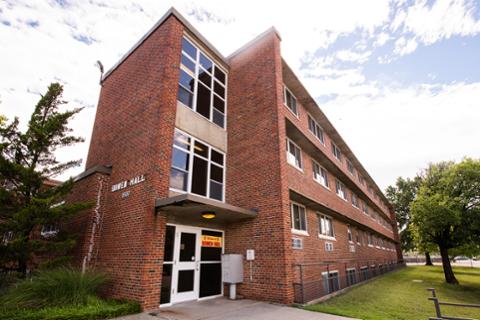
(0, 0), (479, 189)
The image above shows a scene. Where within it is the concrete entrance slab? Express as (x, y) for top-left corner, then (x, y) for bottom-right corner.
(114, 298), (357, 320)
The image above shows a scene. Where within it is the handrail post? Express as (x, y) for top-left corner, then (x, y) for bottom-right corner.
(427, 288), (442, 318)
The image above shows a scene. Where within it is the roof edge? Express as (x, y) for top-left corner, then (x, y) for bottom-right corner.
(227, 26), (282, 60)
(102, 7), (229, 82)
(74, 165), (112, 182)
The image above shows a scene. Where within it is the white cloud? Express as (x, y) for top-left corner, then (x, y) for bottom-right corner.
(335, 49), (372, 63)
(393, 36), (418, 55)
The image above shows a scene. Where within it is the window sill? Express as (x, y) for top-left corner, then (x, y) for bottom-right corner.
(318, 234), (336, 241)
(313, 179), (330, 191)
(292, 229), (309, 236)
(352, 204), (360, 210)
(284, 104), (299, 119)
(336, 194), (348, 202)
(287, 161), (303, 173)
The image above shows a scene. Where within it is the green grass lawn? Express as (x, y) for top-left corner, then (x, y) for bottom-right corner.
(305, 266), (480, 320)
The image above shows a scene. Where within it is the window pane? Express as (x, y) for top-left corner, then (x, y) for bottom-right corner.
(181, 54), (195, 73)
(210, 164), (223, 182)
(198, 67), (212, 87)
(213, 95), (225, 113)
(172, 148), (189, 171)
(182, 37), (197, 59)
(174, 131), (190, 150)
(194, 140), (208, 158)
(211, 149), (224, 165)
(163, 225), (175, 262)
(192, 156), (208, 196)
(170, 168), (188, 191)
(214, 81), (225, 99)
(178, 85), (193, 108)
(209, 180), (223, 201)
(214, 66), (226, 84)
(212, 109), (224, 128)
(179, 69), (195, 92)
(196, 82), (211, 119)
(299, 207), (306, 230)
(200, 52), (213, 72)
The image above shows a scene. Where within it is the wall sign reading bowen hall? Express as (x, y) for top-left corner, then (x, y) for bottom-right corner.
(111, 175), (146, 192)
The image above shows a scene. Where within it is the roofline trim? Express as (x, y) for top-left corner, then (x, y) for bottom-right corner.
(227, 26), (282, 60)
(102, 7), (228, 82)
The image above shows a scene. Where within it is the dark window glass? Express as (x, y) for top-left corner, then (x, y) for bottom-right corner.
(179, 69), (194, 92)
(196, 83), (211, 119)
(198, 68), (212, 87)
(214, 66), (226, 84)
(214, 81), (225, 98)
(199, 263), (221, 297)
(194, 141), (208, 158)
(172, 148), (189, 171)
(170, 168), (188, 191)
(178, 270), (195, 292)
(201, 230), (222, 261)
(182, 38), (197, 59)
(192, 157), (208, 196)
(177, 86), (193, 108)
(199, 52), (213, 72)
(181, 54), (195, 73)
(210, 181), (223, 201)
(213, 95), (225, 113)
(211, 149), (224, 165)
(213, 109), (224, 128)
(163, 226), (175, 262)
(160, 264), (172, 304)
(210, 164), (223, 182)
(179, 232), (196, 262)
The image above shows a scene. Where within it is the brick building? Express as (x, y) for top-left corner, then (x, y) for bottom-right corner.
(68, 7), (402, 310)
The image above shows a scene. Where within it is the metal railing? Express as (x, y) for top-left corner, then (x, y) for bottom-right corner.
(427, 288), (480, 320)
(293, 259), (404, 304)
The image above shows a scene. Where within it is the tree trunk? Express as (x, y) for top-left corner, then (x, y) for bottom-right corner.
(439, 246), (458, 284)
(425, 251), (433, 266)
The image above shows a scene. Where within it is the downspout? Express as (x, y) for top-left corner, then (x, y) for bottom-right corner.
(82, 176), (104, 273)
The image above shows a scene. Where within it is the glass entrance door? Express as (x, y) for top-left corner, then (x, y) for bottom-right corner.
(171, 227), (200, 304)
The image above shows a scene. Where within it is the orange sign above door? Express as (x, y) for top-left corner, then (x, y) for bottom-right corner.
(201, 235), (222, 248)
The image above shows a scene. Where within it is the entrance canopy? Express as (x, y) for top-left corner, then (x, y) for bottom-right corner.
(155, 194), (257, 224)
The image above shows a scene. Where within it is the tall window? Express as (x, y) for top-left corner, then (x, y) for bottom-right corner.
(312, 160), (329, 188)
(291, 203), (307, 232)
(307, 114), (324, 144)
(170, 129), (225, 201)
(41, 224), (58, 237)
(178, 37), (227, 128)
(347, 226), (353, 242)
(362, 202), (369, 215)
(358, 174), (365, 186)
(318, 214), (334, 238)
(351, 193), (359, 208)
(286, 138), (302, 170)
(347, 160), (355, 175)
(284, 86), (297, 116)
(331, 142), (342, 161)
(368, 233), (373, 246)
(335, 179), (347, 200)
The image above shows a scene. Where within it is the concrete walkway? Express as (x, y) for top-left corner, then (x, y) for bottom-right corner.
(114, 298), (357, 320)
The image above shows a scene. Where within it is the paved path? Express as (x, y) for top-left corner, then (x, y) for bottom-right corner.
(114, 298), (357, 320)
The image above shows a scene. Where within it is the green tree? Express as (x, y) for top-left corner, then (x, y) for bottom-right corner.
(385, 176), (434, 263)
(0, 83), (90, 276)
(410, 159), (480, 284)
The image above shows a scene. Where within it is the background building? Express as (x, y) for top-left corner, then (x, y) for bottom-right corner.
(67, 7), (402, 310)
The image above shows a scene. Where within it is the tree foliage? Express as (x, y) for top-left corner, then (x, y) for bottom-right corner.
(410, 159), (480, 284)
(0, 83), (91, 276)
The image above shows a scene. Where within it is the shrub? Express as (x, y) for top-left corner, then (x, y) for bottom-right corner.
(0, 267), (107, 309)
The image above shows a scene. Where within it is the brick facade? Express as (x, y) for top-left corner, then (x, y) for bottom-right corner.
(67, 8), (403, 310)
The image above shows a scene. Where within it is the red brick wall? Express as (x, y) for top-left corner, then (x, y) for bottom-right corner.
(78, 15), (184, 309)
(225, 30), (295, 304)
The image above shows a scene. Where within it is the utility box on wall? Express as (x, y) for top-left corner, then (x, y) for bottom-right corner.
(222, 254), (243, 284)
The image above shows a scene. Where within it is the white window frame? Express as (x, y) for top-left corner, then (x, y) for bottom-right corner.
(2, 231), (13, 245)
(286, 138), (303, 171)
(283, 85), (298, 117)
(41, 224), (59, 237)
(307, 113), (325, 144)
(347, 225), (353, 243)
(347, 159), (355, 176)
(292, 237), (303, 250)
(325, 242), (334, 252)
(362, 202), (369, 215)
(367, 233), (373, 247)
(318, 213), (335, 240)
(169, 128), (226, 202)
(178, 36), (228, 129)
(351, 193), (360, 209)
(312, 160), (329, 189)
(335, 179), (348, 201)
(291, 202), (308, 235)
(331, 142), (342, 162)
